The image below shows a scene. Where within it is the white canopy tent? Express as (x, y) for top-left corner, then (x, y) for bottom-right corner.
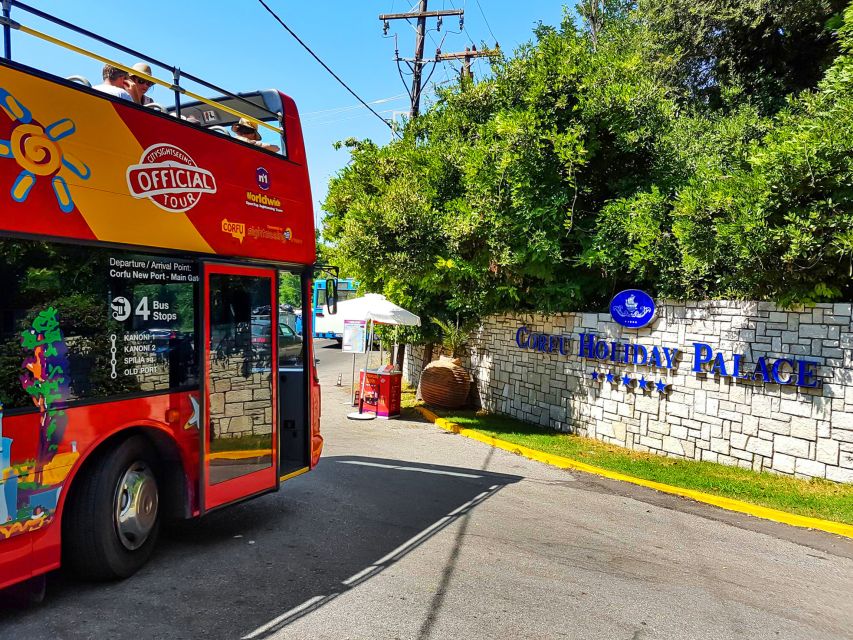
(335, 293), (421, 329)
(340, 294), (420, 420)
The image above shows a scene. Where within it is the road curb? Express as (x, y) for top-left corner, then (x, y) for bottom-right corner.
(413, 406), (853, 540)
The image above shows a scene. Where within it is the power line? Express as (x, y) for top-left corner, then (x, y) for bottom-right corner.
(301, 94), (407, 119)
(474, 0), (498, 44)
(303, 109), (398, 128)
(427, 30), (454, 90)
(256, 0), (400, 137)
(446, 0), (498, 80)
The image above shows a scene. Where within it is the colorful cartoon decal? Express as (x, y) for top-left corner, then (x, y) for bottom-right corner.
(0, 308), (78, 539)
(0, 87), (91, 213)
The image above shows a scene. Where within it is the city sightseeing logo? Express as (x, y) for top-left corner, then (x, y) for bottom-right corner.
(127, 144), (216, 213)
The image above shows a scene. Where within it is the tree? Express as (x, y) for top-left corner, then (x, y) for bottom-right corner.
(638, 0), (848, 112)
(279, 272), (302, 308)
(584, 3), (853, 302)
(324, 9), (674, 323)
(323, 2), (853, 325)
(577, 0), (634, 48)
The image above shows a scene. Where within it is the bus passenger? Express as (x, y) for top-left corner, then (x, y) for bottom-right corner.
(127, 62), (154, 105)
(92, 64), (132, 100)
(231, 118), (280, 153)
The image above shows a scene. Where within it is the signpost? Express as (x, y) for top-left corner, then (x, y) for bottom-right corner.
(342, 319), (367, 354)
(343, 319), (368, 406)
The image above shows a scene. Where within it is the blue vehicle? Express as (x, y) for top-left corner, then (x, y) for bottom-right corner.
(312, 278), (359, 340)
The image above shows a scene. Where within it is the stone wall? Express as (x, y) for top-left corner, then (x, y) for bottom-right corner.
(404, 343), (433, 389)
(209, 355), (273, 439)
(404, 301), (853, 483)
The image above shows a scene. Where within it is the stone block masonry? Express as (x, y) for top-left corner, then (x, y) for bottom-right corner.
(209, 356), (272, 439)
(404, 301), (853, 483)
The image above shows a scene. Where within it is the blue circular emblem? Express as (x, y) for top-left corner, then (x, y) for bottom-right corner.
(256, 167), (270, 191)
(610, 290), (656, 328)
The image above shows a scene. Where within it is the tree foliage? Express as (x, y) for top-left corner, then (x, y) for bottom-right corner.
(640, 0), (848, 111)
(323, 2), (853, 329)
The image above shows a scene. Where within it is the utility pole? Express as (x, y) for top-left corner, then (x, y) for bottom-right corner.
(436, 44), (499, 82)
(380, 2), (463, 118)
(410, 1), (427, 118)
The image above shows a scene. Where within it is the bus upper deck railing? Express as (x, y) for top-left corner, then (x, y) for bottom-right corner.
(0, 0), (286, 150)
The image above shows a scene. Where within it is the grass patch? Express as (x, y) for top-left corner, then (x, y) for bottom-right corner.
(412, 405), (853, 525)
(400, 384), (420, 410)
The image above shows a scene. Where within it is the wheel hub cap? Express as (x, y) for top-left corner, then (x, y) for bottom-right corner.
(115, 461), (158, 551)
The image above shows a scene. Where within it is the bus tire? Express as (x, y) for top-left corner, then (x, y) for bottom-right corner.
(63, 435), (161, 581)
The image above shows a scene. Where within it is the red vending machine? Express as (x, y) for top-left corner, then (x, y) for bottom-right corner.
(355, 367), (402, 418)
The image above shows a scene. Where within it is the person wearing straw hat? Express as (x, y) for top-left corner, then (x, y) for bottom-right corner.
(126, 62), (155, 106)
(92, 63), (131, 100)
(231, 117), (280, 153)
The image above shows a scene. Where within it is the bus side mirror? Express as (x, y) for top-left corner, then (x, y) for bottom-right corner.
(326, 278), (338, 315)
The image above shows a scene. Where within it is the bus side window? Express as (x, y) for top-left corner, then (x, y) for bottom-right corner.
(0, 239), (199, 410)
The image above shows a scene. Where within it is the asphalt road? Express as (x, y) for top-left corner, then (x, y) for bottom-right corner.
(1, 340), (851, 639)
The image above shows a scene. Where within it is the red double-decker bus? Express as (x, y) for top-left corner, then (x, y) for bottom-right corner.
(0, 3), (329, 597)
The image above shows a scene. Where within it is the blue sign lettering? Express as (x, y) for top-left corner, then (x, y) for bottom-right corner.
(515, 327), (822, 389)
(797, 360), (820, 388)
(771, 358), (794, 385)
(732, 353), (749, 379)
(578, 332), (596, 358)
(753, 357), (770, 382)
(692, 343), (713, 372)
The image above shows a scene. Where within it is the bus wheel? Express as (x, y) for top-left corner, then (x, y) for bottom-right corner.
(63, 435), (161, 580)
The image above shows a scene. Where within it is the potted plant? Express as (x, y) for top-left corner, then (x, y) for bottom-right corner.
(419, 317), (475, 409)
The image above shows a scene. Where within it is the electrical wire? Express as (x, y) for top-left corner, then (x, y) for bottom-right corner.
(446, 0), (494, 80)
(303, 108), (399, 128)
(428, 9), (455, 87)
(474, 0), (498, 44)
(256, 0), (399, 137)
(301, 94), (407, 119)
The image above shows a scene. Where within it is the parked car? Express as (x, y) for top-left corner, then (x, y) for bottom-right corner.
(250, 319), (303, 366)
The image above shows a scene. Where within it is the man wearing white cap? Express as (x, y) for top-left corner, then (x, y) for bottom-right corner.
(126, 62), (155, 106)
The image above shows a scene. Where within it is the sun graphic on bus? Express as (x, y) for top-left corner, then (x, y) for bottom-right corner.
(0, 87), (91, 213)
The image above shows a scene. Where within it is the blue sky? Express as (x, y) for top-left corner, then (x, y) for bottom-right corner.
(7, 1), (568, 227)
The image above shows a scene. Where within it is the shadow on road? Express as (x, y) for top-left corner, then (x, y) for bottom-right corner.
(0, 455), (521, 640)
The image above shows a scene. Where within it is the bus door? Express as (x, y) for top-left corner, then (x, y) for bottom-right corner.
(203, 264), (278, 511)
